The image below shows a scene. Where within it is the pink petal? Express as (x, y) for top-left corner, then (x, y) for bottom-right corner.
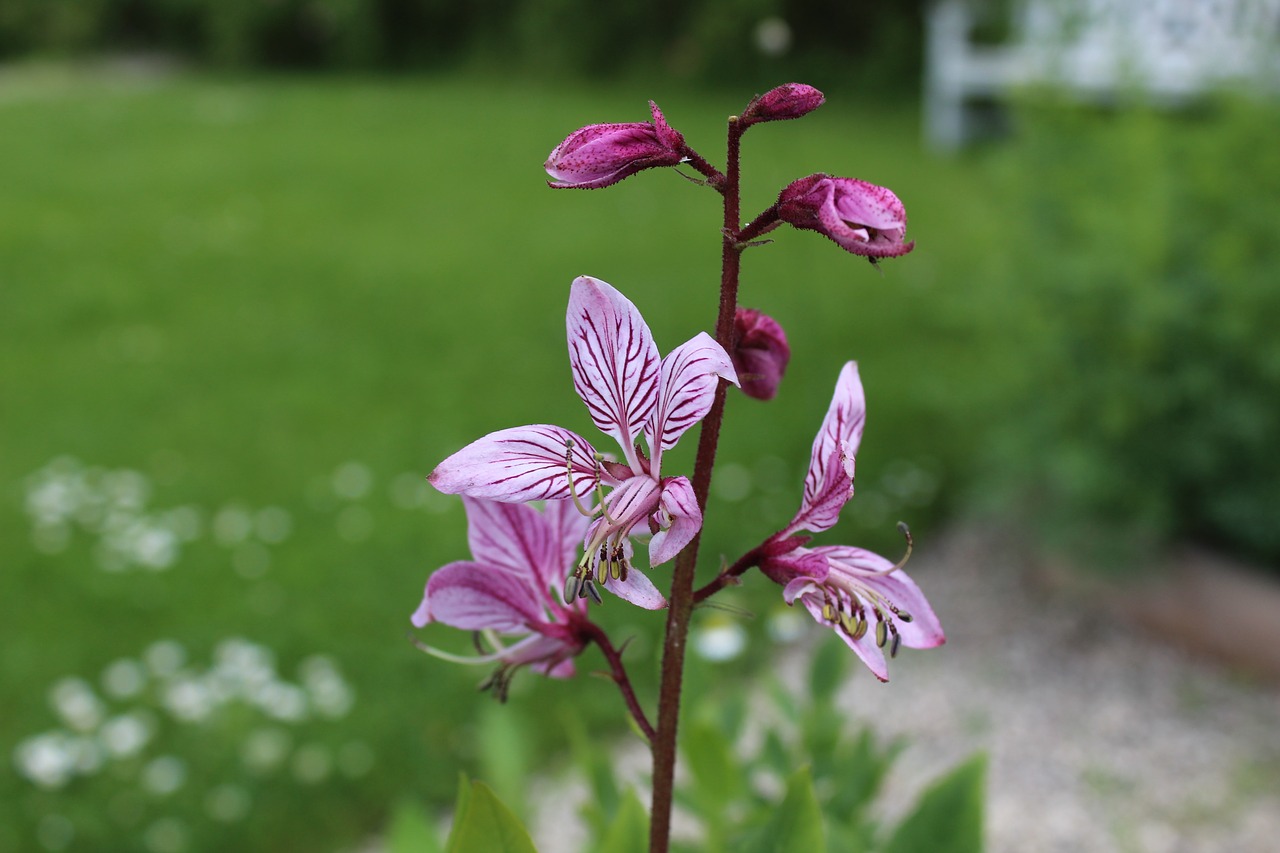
(462, 496), (556, 595)
(421, 562), (542, 633)
(603, 564), (668, 610)
(645, 332), (738, 467)
(794, 362), (864, 531)
(540, 497), (593, 577)
(818, 546), (945, 649)
(429, 424), (604, 503)
(567, 276), (661, 454)
(648, 476), (701, 566)
(759, 545), (830, 586)
(790, 442), (854, 534)
(795, 590), (889, 682)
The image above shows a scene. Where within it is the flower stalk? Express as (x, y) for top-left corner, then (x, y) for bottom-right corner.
(649, 113), (746, 853)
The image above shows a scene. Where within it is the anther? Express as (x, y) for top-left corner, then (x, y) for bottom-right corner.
(564, 575), (581, 603)
(852, 616), (868, 641)
(822, 602), (835, 622)
(584, 580), (604, 605)
(875, 614), (888, 649)
(889, 625), (902, 658)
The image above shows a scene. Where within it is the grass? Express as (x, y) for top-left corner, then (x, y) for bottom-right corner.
(0, 68), (1019, 852)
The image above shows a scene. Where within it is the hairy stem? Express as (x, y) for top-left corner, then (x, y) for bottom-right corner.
(692, 545), (763, 604)
(649, 115), (746, 853)
(581, 621), (655, 741)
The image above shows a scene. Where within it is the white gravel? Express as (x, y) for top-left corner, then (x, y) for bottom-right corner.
(530, 524), (1280, 852)
(841, 524), (1280, 853)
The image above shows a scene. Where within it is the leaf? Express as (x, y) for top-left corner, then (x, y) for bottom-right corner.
(478, 703), (532, 819)
(597, 788), (650, 853)
(827, 728), (895, 818)
(445, 780), (539, 853)
(683, 718), (742, 812)
(746, 766), (825, 853)
(882, 753), (986, 853)
(385, 799), (443, 853)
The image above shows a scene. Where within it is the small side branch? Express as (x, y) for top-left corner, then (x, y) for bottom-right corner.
(581, 621), (655, 742)
(693, 546), (763, 604)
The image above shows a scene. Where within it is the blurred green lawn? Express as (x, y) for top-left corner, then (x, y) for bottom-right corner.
(0, 70), (1018, 851)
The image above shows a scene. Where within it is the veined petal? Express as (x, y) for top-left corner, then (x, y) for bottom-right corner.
(788, 584), (889, 682)
(603, 564), (668, 610)
(797, 362), (865, 529)
(462, 496), (556, 595)
(567, 276), (661, 454)
(541, 497), (594, 581)
(759, 545), (830, 586)
(818, 546), (945, 649)
(429, 425), (604, 503)
(648, 476), (701, 566)
(419, 562), (543, 633)
(645, 332), (738, 467)
(790, 442), (854, 534)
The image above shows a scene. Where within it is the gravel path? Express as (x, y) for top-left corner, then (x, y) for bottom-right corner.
(530, 525), (1280, 852)
(844, 525), (1280, 852)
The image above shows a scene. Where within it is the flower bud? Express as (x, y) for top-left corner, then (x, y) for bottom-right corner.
(741, 83), (824, 126)
(733, 308), (791, 401)
(776, 173), (914, 258)
(545, 101), (685, 190)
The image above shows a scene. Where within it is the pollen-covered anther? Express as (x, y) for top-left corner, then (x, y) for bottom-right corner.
(874, 611), (889, 649)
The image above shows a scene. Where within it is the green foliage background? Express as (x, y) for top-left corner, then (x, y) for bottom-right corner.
(0, 0), (926, 92)
(1, 56), (1278, 853)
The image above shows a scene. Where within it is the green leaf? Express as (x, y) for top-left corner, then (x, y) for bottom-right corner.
(478, 703), (532, 819)
(385, 798), (443, 853)
(747, 766), (825, 853)
(445, 780), (540, 853)
(827, 728), (898, 818)
(882, 754), (986, 853)
(683, 718), (742, 812)
(597, 788), (649, 853)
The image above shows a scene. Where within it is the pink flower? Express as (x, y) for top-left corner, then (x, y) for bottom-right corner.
(759, 362), (943, 680)
(411, 497), (592, 697)
(732, 307), (790, 401)
(776, 174), (914, 259)
(429, 276), (738, 607)
(545, 101), (685, 189)
(741, 83), (825, 126)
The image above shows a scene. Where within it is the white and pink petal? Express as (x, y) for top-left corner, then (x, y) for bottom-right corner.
(645, 332), (738, 463)
(567, 276), (661, 452)
(647, 476), (701, 566)
(429, 424), (604, 503)
(417, 561), (543, 633)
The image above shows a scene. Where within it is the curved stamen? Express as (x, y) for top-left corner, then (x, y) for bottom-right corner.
(564, 440), (596, 519)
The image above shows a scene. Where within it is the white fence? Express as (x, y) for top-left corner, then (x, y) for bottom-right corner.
(924, 0), (1280, 149)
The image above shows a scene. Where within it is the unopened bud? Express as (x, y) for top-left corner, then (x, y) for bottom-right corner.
(777, 173), (914, 259)
(545, 101), (685, 189)
(741, 83), (825, 126)
(733, 307), (791, 401)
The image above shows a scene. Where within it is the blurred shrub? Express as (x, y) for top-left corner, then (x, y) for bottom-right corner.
(0, 0), (929, 91)
(987, 96), (1280, 570)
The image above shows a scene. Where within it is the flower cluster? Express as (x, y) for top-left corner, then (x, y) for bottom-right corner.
(413, 82), (940, 703)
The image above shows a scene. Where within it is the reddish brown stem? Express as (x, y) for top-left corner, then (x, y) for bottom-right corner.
(580, 620), (655, 741)
(649, 115), (747, 853)
(692, 546), (763, 604)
